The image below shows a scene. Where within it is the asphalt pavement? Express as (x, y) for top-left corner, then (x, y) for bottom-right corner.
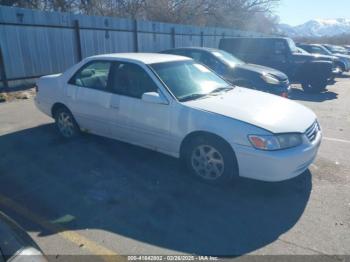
(0, 76), (349, 261)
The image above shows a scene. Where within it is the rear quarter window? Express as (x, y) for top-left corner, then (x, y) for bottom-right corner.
(68, 61), (111, 91)
(220, 39), (268, 55)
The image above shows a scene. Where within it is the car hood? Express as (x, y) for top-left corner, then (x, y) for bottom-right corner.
(184, 87), (316, 134)
(237, 63), (288, 81)
(310, 54), (336, 61)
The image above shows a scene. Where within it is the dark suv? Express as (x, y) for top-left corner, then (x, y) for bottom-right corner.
(219, 37), (333, 93)
(161, 47), (290, 97)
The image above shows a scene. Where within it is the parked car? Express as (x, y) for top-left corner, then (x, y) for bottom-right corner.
(297, 43), (350, 74)
(160, 47), (290, 97)
(35, 53), (321, 183)
(0, 212), (47, 262)
(343, 45), (350, 54)
(296, 47), (341, 77)
(323, 44), (349, 55)
(219, 37), (333, 93)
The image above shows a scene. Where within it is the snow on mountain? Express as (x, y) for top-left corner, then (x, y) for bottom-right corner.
(278, 18), (350, 37)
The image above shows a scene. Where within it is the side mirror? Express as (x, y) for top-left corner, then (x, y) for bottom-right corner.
(141, 92), (167, 104)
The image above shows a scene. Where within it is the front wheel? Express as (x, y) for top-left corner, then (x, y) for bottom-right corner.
(54, 107), (80, 138)
(184, 136), (238, 184)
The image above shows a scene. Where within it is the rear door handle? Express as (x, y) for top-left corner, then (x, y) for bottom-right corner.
(110, 105), (119, 110)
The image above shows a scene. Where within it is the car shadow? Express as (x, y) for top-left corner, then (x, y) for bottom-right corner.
(0, 124), (312, 256)
(289, 87), (338, 102)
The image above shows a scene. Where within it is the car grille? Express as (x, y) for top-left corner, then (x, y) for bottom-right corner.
(305, 121), (320, 142)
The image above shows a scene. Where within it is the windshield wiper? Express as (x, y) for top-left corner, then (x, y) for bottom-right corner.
(179, 86), (234, 102)
(209, 86), (234, 94)
(179, 93), (209, 102)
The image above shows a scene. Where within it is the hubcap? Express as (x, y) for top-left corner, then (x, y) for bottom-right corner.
(57, 112), (74, 137)
(191, 145), (224, 180)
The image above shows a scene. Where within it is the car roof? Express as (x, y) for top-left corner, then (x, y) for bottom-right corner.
(89, 53), (191, 64)
(165, 47), (218, 52)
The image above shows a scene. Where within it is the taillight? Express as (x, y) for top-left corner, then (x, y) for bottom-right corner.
(281, 92), (288, 98)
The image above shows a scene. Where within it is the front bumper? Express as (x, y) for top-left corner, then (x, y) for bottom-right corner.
(345, 65), (350, 72)
(340, 60), (350, 72)
(261, 80), (291, 97)
(332, 66), (341, 75)
(233, 131), (322, 182)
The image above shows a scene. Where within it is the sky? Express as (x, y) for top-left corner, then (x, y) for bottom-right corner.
(276, 0), (350, 26)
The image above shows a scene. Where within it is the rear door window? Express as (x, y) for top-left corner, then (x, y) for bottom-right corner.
(69, 61), (112, 91)
(274, 41), (288, 55)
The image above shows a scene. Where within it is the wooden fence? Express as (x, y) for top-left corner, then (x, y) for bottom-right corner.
(0, 5), (264, 88)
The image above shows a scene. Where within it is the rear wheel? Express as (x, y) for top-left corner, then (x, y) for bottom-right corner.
(302, 79), (327, 93)
(54, 107), (80, 138)
(183, 135), (238, 184)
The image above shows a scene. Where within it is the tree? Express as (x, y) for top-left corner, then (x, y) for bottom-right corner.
(145, 0), (209, 24)
(0, 0), (281, 33)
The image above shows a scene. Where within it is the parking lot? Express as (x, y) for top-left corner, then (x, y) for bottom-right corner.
(0, 76), (349, 261)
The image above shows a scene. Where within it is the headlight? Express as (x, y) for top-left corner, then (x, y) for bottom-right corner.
(248, 133), (303, 151)
(340, 58), (350, 66)
(261, 73), (280, 85)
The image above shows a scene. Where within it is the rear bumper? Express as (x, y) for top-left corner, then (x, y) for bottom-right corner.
(232, 131), (322, 182)
(34, 96), (52, 117)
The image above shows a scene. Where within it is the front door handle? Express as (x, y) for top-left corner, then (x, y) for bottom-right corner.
(110, 105), (119, 110)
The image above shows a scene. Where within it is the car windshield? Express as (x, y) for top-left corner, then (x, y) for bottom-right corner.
(287, 38), (299, 53)
(316, 45), (332, 55)
(297, 47), (309, 54)
(150, 60), (232, 102)
(210, 50), (244, 67)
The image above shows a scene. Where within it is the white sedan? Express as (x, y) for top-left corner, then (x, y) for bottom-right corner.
(35, 53), (322, 183)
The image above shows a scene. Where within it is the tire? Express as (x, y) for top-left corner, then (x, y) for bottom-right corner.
(183, 135), (238, 184)
(53, 107), (80, 138)
(302, 80), (327, 93)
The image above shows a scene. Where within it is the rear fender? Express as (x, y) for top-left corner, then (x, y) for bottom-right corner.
(296, 61), (332, 82)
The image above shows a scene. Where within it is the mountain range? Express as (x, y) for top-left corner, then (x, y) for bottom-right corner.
(278, 18), (350, 37)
